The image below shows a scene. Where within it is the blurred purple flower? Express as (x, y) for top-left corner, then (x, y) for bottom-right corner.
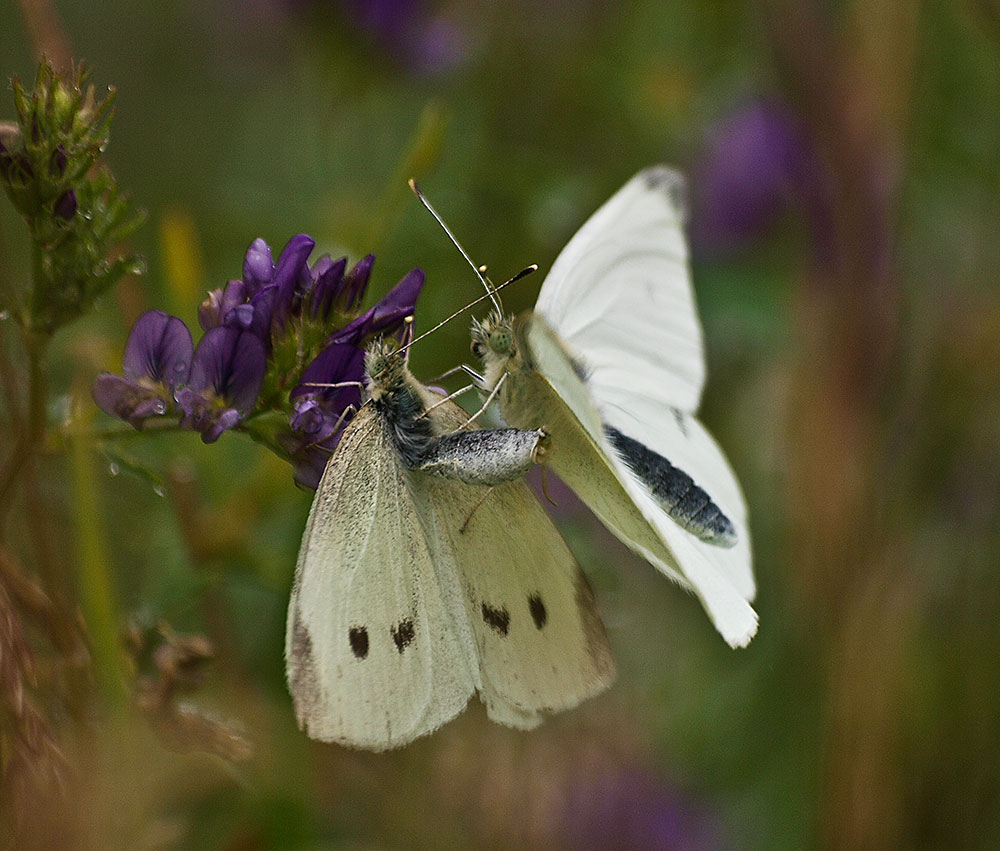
(92, 310), (193, 429)
(563, 768), (727, 851)
(286, 266), (424, 488)
(175, 327), (267, 443)
(691, 100), (829, 257)
(340, 0), (468, 74)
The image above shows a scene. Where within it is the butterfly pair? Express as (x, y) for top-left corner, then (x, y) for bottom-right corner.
(286, 166), (757, 751)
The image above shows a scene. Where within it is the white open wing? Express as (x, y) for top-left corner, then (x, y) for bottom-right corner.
(600, 397), (755, 602)
(535, 165), (705, 415)
(523, 317), (757, 648)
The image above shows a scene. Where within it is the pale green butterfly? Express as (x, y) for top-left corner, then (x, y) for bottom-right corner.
(414, 167), (757, 648)
(286, 337), (614, 750)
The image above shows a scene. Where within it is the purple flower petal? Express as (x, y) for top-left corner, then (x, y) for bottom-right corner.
(242, 285), (279, 341)
(309, 256), (347, 321)
(329, 267), (424, 345)
(369, 267), (423, 333)
(186, 327), (267, 414)
(294, 341), (365, 402)
(270, 234), (316, 330)
(280, 429), (337, 491)
(242, 238), (275, 296)
(122, 310), (193, 389)
(341, 254), (374, 313)
(92, 373), (168, 428)
(175, 326), (265, 445)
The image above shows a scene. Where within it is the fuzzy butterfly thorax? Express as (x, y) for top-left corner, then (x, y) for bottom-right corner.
(363, 340), (436, 465)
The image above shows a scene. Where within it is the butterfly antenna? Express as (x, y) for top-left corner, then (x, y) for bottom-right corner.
(408, 178), (503, 314)
(396, 266), (536, 358)
(401, 315), (415, 365)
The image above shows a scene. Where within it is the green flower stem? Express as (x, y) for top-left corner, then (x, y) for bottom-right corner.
(68, 400), (127, 707)
(238, 410), (294, 461)
(0, 328), (49, 521)
(48, 416), (187, 451)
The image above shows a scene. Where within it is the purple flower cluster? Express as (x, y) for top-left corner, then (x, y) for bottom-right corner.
(93, 234), (423, 488)
(691, 100), (823, 256)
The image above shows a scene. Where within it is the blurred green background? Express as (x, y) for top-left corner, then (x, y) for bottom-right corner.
(2, 0), (1000, 848)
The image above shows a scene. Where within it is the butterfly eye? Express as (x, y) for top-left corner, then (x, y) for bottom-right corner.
(490, 328), (513, 354)
(471, 340), (486, 359)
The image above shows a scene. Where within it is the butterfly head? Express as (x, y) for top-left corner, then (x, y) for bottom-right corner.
(470, 311), (516, 364)
(364, 338), (406, 402)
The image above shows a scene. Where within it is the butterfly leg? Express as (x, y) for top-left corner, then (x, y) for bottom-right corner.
(416, 384), (478, 420)
(458, 486), (495, 534)
(301, 404), (358, 452)
(458, 371), (507, 430)
(539, 465), (558, 507)
(426, 364), (481, 384)
(298, 380), (365, 391)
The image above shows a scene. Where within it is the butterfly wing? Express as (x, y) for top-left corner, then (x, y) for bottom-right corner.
(522, 316), (757, 648)
(601, 397), (755, 601)
(286, 405), (477, 750)
(534, 165), (705, 415)
(411, 400), (615, 726)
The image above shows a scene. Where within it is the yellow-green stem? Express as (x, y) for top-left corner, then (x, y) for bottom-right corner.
(68, 397), (127, 707)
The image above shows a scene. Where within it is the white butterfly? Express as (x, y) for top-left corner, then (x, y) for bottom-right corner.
(286, 339), (614, 750)
(467, 166), (757, 648)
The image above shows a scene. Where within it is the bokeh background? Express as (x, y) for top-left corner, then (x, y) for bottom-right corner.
(2, 0), (1000, 848)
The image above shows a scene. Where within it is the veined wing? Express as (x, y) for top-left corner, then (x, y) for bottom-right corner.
(411, 399), (615, 725)
(286, 405), (476, 750)
(534, 166), (705, 415)
(523, 317), (757, 647)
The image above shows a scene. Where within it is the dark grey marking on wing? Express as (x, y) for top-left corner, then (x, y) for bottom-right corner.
(348, 626), (369, 659)
(391, 618), (415, 653)
(605, 425), (737, 548)
(290, 618), (321, 729)
(569, 354), (590, 383)
(640, 166), (688, 222)
(574, 568), (615, 679)
(528, 594), (547, 630)
(670, 407), (689, 437)
(481, 603), (511, 636)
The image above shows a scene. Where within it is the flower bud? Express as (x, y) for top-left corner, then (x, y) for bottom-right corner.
(49, 145), (68, 178)
(54, 189), (77, 220)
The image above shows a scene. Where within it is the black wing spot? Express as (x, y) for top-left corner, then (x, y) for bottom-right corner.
(481, 603), (511, 636)
(348, 626), (369, 659)
(391, 618), (415, 653)
(528, 594), (547, 630)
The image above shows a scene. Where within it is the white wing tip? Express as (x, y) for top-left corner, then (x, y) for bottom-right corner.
(634, 165), (688, 224)
(720, 606), (759, 649)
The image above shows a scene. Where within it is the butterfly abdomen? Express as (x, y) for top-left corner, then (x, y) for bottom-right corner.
(417, 427), (545, 486)
(605, 426), (737, 548)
